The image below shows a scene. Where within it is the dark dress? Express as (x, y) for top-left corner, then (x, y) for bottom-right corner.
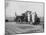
(32, 14), (40, 25)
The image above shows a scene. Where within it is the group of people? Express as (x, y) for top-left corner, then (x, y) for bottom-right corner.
(14, 11), (40, 25)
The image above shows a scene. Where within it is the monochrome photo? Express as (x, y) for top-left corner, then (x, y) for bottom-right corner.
(5, 0), (44, 35)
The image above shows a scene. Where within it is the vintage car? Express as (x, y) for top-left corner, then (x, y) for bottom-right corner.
(14, 13), (28, 22)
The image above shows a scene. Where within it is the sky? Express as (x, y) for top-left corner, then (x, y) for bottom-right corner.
(6, 1), (44, 17)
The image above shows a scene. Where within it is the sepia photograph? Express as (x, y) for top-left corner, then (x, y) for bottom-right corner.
(5, 0), (44, 35)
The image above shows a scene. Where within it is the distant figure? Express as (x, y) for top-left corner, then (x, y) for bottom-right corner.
(5, 19), (8, 22)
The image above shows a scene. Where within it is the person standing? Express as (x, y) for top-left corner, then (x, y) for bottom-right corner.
(31, 12), (35, 23)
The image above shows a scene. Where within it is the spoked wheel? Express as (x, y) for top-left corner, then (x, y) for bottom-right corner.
(17, 18), (22, 22)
